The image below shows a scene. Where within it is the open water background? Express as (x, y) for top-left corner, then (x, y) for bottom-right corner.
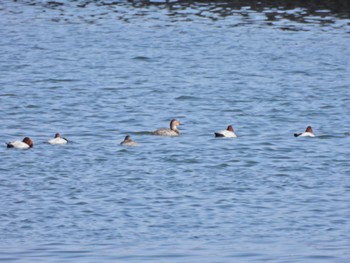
(0, 0), (350, 262)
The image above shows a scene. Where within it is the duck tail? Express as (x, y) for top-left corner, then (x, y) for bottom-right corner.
(215, 133), (224, 137)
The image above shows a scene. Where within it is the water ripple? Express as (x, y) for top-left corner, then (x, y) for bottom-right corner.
(0, 0), (350, 262)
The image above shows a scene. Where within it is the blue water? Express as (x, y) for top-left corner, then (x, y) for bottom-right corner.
(1, 0), (350, 262)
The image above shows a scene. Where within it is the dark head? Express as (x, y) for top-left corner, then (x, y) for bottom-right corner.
(227, 125), (234, 132)
(124, 135), (132, 141)
(305, 126), (313, 134)
(55, 133), (61, 138)
(22, 137), (33, 148)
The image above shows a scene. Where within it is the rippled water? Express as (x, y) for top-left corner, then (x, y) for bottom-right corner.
(1, 0), (350, 262)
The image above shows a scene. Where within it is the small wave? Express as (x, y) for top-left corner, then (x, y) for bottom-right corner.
(133, 56), (151, 61)
(175, 95), (200, 101)
(133, 131), (154, 135)
(0, 93), (16, 97)
(34, 78), (79, 83)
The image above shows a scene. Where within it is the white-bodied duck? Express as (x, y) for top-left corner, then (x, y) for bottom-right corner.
(215, 125), (237, 138)
(294, 126), (315, 137)
(6, 137), (33, 149)
(48, 133), (68, 144)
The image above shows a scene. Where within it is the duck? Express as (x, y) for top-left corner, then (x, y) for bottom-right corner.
(120, 135), (137, 146)
(215, 125), (237, 138)
(294, 126), (315, 137)
(6, 137), (33, 149)
(152, 119), (181, 136)
(48, 133), (68, 144)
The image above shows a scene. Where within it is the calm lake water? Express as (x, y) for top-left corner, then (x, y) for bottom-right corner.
(1, 0), (350, 262)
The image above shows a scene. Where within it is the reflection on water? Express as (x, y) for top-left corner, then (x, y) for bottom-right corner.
(5, 0), (350, 27)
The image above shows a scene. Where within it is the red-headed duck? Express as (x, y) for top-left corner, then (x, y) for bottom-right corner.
(48, 133), (68, 145)
(120, 135), (137, 146)
(215, 125), (237, 138)
(6, 137), (33, 149)
(152, 119), (181, 136)
(294, 126), (315, 137)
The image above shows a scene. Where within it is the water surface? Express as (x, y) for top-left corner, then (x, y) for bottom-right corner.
(0, 0), (350, 262)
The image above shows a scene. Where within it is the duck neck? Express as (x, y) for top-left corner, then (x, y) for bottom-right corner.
(171, 124), (179, 132)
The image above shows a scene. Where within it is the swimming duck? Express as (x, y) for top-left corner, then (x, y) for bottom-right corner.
(294, 126), (315, 137)
(6, 137), (33, 149)
(48, 133), (68, 144)
(215, 125), (237, 138)
(120, 135), (137, 146)
(152, 119), (181, 136)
